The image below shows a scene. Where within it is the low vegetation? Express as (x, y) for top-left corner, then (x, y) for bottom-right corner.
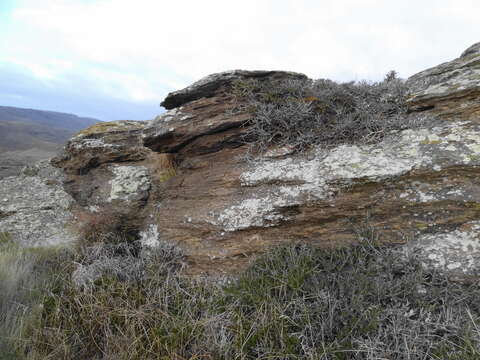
(0, 74), (471, 359)
(232, 72), (430, 154)
(2, 219), (480, 359)
(0, 233), (72, 359)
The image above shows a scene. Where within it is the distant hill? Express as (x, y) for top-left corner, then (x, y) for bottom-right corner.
(0, 106), (100, 178)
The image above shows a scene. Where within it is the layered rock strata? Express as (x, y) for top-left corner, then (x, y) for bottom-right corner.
(5, 45), (480, 279)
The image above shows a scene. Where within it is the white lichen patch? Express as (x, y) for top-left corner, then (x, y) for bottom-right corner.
(398, 182), (473, 204)
(150, 107), (192, 124)
(408, 56), (480, 102)
(139, 224), (160, 248)
(210, 122), (480, 232)
(405, 221), (480, 274)
(262, 145), (295, 159)
(109, 165), (151, 201)
(143, 108), (193, 140)
(399, 188), (437, 203)
(70, 138), (119, 151)
(213, 198), (286, 232)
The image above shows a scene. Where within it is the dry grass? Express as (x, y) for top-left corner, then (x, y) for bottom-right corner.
(0, 234), (72, 359)
(14, 230), (480, 360)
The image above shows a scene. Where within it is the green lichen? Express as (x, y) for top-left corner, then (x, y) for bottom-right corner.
(22, 166), (39, 177)
(448, 84), (462, 90)
(76, 121), (144, 137)
(158, 168), (177, 183)
(467, 154), (480, 162)
(464, 202), (480, 210)
(0, 232), (11, 245)
(414, 222), (429, 230)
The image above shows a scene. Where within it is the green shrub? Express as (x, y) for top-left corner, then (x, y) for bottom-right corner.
(233, 73), (431, 154)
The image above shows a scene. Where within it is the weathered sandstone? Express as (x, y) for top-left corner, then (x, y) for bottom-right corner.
(0, 160), (76, 246)
(407, 41), (480, 120)
(4, 44), (480, 280)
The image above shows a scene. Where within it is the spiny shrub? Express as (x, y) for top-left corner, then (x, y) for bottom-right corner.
(74, 209), (139, 247)
(223, 242), (480, 359)
(233, 73), (430, 153)
(71, 239), (185, 288)
(22, 236), (480, 359)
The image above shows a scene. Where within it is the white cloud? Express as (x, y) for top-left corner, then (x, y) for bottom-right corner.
(1, 0), (479, 108)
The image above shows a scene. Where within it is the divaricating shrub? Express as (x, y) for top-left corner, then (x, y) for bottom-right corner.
(21, 234), (480, 359)
(233, 74), (430, 153)
(74, 209), (140, 247)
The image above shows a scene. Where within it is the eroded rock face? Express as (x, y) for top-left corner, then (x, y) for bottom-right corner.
(53, 120), (149, 176)
(41, 43), (480, 279)
(407, 41), (480, 120)
(160, 70), (307, 110)
(0, 160), (76, 247)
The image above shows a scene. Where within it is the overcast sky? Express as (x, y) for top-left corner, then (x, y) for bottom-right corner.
(0, 0), (478, 121)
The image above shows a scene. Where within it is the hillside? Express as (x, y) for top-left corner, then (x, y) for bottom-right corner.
(0, 106), (99, 178)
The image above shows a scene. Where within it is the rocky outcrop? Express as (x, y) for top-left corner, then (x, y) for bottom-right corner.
(407, 41), (480, 120)
(6, 45), (480, 280)
(0, 160), (76, 247)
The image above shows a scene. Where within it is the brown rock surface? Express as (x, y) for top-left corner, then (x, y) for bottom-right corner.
(160, 70), (307, 110)
(51, 46), (480, 278)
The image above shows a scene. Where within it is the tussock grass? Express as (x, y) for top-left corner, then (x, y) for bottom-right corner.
(0, 237), (33, 359)
(17, 233), (480, 359)
(0, 234), (72, 359)
(3, 216), (479, 359)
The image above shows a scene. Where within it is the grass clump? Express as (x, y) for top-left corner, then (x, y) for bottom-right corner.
(0, 232), (11, 244)
(17, 232), (480, 359)
(0, 234), (73, 359)
(232, 73), (430, 153)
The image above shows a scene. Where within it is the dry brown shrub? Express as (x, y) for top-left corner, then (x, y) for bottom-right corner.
(74, 208), (138, 247)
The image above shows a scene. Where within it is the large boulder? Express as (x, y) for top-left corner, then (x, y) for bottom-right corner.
(0, 160), (76, 247)
(12, 43), (480, 279)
